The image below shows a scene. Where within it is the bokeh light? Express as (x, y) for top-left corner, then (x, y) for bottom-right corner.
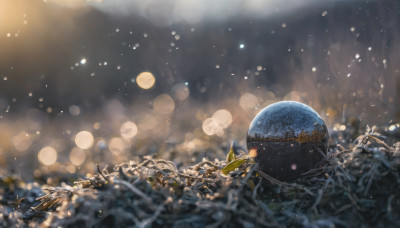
(212, 109), (232, 129)
(69, 105), (81, 116)
(239, 93), (258, 111)
(138, 114), (157, 131)
(96, 138), (107, 150)
(202, 109), (233, 137)
(202, 118), (224, 137)
(172, 83), (190, 101)
(153, 94), (175, 115)
(120, 121), (138, 140)
(108, 137), (126, 155)
(69, 147), (86, 166)
(13, 131), (32, 152)
(136, 72), (155, 89)
(74, 131), (94, 149)
(38, 146), (57, 166)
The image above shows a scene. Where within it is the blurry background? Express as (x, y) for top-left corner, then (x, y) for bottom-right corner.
(0, 0), (399, 181)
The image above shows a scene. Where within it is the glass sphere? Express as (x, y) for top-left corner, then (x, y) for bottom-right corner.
(247, 101), (329, 182)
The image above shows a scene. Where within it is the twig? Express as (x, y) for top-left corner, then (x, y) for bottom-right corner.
(97, 164), (109, 182)
(257, 170), (284, 186)
(136, 204), (164, 228)
(311, 175), (333, 211)
(113, 179), (151, 203)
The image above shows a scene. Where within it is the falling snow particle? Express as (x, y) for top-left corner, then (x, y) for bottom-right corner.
(312, 67), (317, 72)
(383, 59), (387, 68)
(239, 43), (245, 49)
(322, 11), (328, 16)
(80, 58), (87, 64)
(355, 53), (360, 59)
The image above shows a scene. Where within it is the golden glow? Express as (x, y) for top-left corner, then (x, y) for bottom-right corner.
(120, 121), (138, 139)
(333, 123), (347, 131)
(202, 118), (223, 136)
(283, 90), (304, 101)
(38, 146), (57, 166)
(249, 148), (258, 158)
(136, 72), (156, 89)
(212, 109), (232, 128)
(239, 93), (258, 111)
(74, 131), (94, 149)
(153, 94), (175, 115)
(202, 109), (232, 137)
(69, 147), (86, 166)
(93, 122), (101, 130)
(108, 137), (126, 154)
(42, 0), (99, 7)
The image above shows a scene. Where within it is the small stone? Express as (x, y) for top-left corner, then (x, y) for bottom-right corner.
(247, 101), (329, 182)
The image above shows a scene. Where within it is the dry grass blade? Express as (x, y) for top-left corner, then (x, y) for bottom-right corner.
(1, 131), (399, 227)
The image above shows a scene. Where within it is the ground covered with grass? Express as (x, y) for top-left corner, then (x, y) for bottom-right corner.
(1, 130), (400, 227)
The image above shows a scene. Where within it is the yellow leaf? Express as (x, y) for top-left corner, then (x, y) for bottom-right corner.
(226, 142), (236, 163)
(221, 158), (247, 175)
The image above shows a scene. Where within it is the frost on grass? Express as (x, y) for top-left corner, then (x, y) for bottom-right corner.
(1, 131), (400, 227)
